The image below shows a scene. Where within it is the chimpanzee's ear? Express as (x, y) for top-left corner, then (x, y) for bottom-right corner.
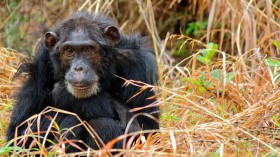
(45, 32), (58, 50)
(104, 26), (120, 47)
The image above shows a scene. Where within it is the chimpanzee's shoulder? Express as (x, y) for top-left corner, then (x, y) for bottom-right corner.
(117, 34), (151, 50)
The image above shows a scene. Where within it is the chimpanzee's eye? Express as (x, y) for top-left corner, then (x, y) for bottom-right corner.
(64, 48), (75, 58)
(83, 47), (93, 56)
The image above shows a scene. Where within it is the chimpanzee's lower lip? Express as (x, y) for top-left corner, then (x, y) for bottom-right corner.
(70, 82), (94, 90)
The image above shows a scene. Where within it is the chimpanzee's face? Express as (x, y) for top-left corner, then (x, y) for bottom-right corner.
(45, 23), (120, 99)
(58, 29), (102, 98)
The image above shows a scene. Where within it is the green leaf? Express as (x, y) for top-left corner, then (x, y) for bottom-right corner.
(61, 128), (77, 137)
(185, 23), (195, 35)
(198, 86), (205, 93)
(199, 74), (205, 85)
(212, 69), (222, 81)
(185, 21), (208, 37)
(170, 116), (180, 121)
(272, 40), (280, 50)
(202, 21), (208, 29)
(53, 121), (60, 132)
(3, 102), (13, 111)
(185, 27), (193, 35)
(226, 72), (235, 83)
(183, 77), (190, 82)
(0, 146), (23, 155)
(265, 58), (280, 67)
(161, 114), (180, 121)
(31, 148), (40, 151)
(205, 80), (212, 88)
(197, 55), (211, 64)
(212, 70), (235, 83)
(188, 88), (194, 93)
(193, 79), (201, 86)
(204, 42), (218, 60)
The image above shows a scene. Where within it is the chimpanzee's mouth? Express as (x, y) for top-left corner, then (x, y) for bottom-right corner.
(70, 81), (94, 90)
(66, 79), (100, 98)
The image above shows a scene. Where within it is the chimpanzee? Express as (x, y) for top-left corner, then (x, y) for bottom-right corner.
(6, 12), (159, 152)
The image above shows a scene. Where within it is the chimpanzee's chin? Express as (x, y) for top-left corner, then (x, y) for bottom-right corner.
(66, 81), (100, 99)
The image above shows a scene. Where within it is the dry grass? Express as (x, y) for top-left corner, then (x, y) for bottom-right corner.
(0, 48), (24, 148)
(1, 0), (280, 156)
(158, 49), (280, 156)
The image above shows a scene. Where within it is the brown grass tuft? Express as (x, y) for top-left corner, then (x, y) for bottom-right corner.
(0, 48), (25, 147)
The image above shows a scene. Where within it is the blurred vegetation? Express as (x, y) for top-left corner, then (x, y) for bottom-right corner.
(1, 0), (280, 57)
(1, 0), (280, 156)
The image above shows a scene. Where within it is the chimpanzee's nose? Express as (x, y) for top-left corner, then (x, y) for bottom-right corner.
(74, 65), (84, 72)
(71, 59), (89, 73)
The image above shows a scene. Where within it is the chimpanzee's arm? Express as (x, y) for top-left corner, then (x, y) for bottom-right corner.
(114, 35), (159, 131)
(6, 45), (55, 141)
(86, 118), (124, 149)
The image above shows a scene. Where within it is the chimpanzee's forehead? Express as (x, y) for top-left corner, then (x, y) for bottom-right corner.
(68, 28), (91, 41)
(56, 16), (114, 45)
(59, 27), (102, 49)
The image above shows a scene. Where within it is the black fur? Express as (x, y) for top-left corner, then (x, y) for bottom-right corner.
(6, 12), (159, 152)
